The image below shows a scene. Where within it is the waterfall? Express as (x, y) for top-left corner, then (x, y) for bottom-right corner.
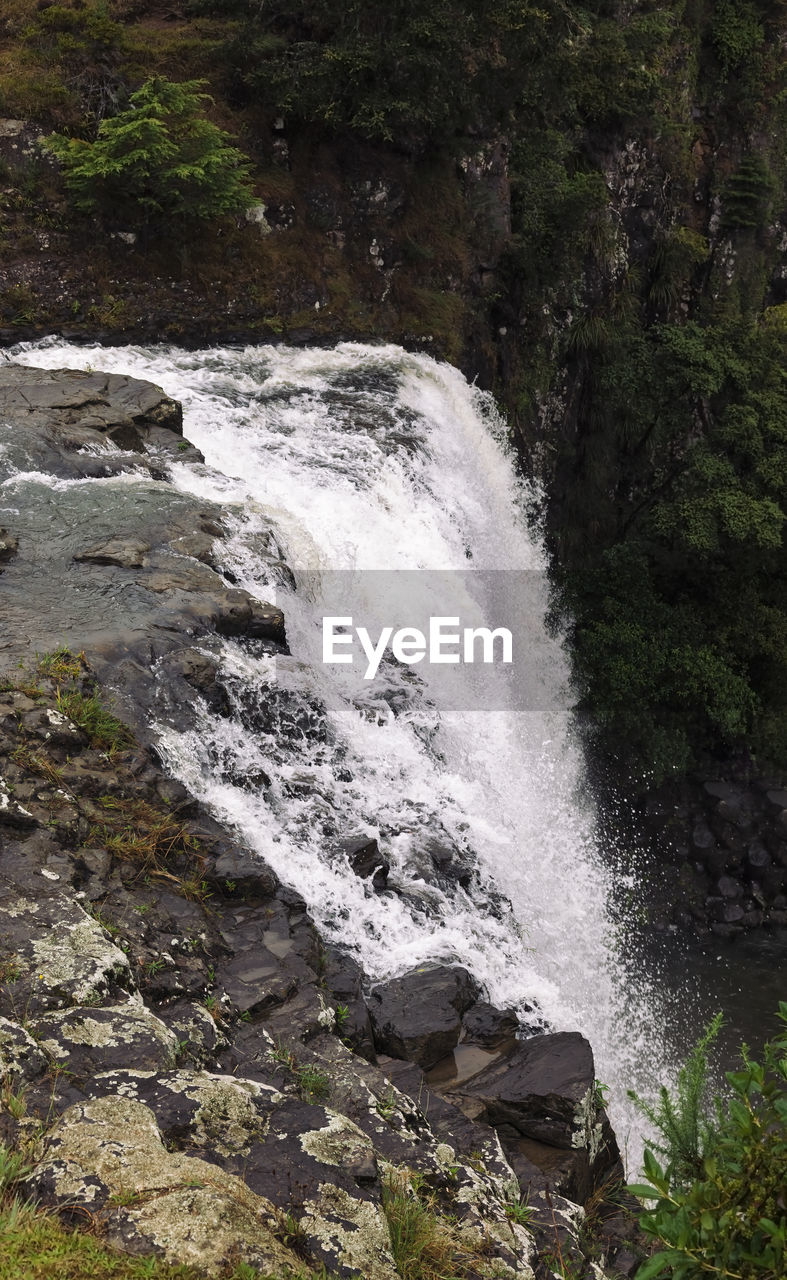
(11, 337), (671, 1170)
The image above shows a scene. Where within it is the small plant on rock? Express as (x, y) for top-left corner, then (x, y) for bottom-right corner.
(381, 1168), (459, 1280)
(504, 1194), (533, 1227)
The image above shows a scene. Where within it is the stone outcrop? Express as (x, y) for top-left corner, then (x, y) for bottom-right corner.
(367, 964), (480, 1069)
(0, 363), (284, 739)
(27, 1094), (304, 1275)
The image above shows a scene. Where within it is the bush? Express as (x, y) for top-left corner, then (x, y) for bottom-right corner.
(628, 1005), (787, 1280)
(46, 75), (254, 229)
(23, 1), (127, 125)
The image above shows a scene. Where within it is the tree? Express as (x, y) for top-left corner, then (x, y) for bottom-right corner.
(46, 76), (255, 229)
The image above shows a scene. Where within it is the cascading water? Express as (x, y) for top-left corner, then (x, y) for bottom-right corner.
(10, 337), (675, 1170)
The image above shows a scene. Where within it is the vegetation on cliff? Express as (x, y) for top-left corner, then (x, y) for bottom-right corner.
(0, 0), (786, 784)
(45, 76), (255, 229)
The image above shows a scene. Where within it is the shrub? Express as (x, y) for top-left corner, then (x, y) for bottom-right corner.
(628, 1005), (787, 1280)
(23, 1), (127, 125)
(45, 76), (254, 229)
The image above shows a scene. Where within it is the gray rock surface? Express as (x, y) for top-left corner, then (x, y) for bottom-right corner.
(26, 1094), (304, 1274)
(367, 963), (480, 1068)
(0, 362), (285, 742)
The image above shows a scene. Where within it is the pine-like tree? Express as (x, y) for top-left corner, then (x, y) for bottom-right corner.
(46, 76), (255, 229)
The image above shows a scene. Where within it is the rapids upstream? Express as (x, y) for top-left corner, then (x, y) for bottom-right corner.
(8, 338), (696, 1170)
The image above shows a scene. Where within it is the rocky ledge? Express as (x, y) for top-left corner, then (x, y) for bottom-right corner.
(0, 361), (286, 737)
(0, 362), (646, 1277)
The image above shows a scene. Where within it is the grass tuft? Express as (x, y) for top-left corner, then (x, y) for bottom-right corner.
(381, 1169), (463, 1280)
(55, 687), (133, 754)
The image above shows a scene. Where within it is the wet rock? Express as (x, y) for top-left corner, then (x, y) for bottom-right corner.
(0, 365), (181, 482)
(322, 946), (376, 1060)
(462, 1002), (519, 1051)
(214, 592), (286, 643)
(216, 944), (301, 1016)
(717, 875), (743, 900)
(692, 822), (714, 850)
(74, 538), (150, 568)
(337, 834), (390, 889)
(26, 1094), (300, 1274)
(29, 1004), (179, 1076)
(0, 529), (18, 563)
(747, 839), (771, 872)
(455, 1033), (595, 1149)
(367, 964), (480, 1069)
(209, 846), (279, 899)
(703, 781), (741, 803)
(0, 879), (135, 1020)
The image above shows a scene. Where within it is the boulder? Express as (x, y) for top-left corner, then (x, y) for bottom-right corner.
(0, 879), (135, 1020)
(28, 1004), (179, 1076)
(337, 834), (390, 889)
(25, 1095), (302, 1275)
(462, 1002), (519, 1051)
(455, 1032), (595, 1149)
(367, 964), (480, 1069)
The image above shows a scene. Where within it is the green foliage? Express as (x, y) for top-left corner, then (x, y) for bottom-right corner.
(55, 687), (132, 753)
(23, 1), (127, 125)
(628, 1006), (787, 1280)
(46, 76), (254, 228)
(647, 228), (710, 313)
(294, 1064), (331, 1103)
(711, 0), (765, 81)
(0, 1145), (32, 1196)
(720, 157), (774, 232)
(629, 1014), (724, 1191)
(558, 316), (787, 781)
(381, 1169), (457, 1280)
(569, 8), (678, 127)
(505, 1194), (534, 1226)
(192, 0), (553, 145)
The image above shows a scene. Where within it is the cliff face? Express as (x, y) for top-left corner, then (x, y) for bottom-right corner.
(0, 0), (786, 783)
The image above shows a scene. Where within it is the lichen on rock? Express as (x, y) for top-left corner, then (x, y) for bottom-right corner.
(26, 1094), (301, 1274)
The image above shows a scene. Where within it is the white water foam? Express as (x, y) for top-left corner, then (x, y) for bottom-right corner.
(12, 337), (671, 1169)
